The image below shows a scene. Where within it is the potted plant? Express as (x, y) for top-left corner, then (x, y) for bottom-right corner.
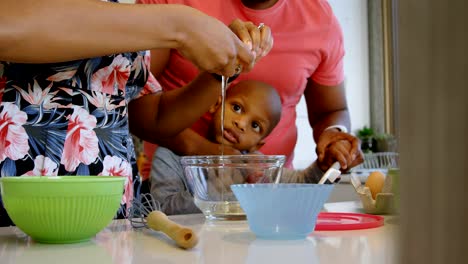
(374, 133), (398, 153)
(356, 126), (375, 153)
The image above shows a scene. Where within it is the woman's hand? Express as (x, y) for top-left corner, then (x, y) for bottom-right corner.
(175, 7), (255, 77)
(228, 19), (274, 71)
(316, 129), (364, 171)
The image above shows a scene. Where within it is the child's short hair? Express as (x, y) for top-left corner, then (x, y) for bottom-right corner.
(227, 80), (282, 135)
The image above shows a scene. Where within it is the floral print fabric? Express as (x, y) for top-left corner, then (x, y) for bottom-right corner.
(0, 50), (161, 215)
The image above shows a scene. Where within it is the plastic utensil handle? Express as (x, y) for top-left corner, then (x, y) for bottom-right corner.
(330, 161), (341, 170)
(318, 162), (341, 184)
(146, 211), (199, 249)
(349, 173), (362, 189)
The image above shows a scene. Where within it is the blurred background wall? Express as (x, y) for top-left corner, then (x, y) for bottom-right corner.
(398, 0), (468, 263)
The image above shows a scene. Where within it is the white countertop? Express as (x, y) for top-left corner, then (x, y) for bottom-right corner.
(0, 201), (399, 264)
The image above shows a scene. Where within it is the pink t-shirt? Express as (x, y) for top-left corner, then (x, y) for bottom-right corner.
(138, 0), (345, 175)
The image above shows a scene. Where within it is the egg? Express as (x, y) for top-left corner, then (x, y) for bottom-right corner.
(365, 171), (386, 199)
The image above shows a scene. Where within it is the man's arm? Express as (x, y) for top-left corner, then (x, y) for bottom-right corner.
(304, 79), (350, 140)
(304, 79), (361, 170)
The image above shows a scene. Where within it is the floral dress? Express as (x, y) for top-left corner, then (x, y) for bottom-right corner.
(0, 49), (161, 219)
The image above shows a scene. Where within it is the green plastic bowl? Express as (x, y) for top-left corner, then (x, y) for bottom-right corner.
(0, 176), (125, 244)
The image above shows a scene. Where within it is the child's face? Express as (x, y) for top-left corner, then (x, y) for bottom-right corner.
(211, 85), (277, 153)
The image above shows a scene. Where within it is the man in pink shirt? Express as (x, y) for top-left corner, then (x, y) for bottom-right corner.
(137, 0), (361, 177)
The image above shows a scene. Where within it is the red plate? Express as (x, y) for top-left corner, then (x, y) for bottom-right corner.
(314, 212), (384, 231)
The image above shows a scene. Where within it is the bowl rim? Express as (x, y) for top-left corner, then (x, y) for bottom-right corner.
(181, 154), (285, 159)
(230, 183), (335, 189)
(0, 176), (126, 183)
(181, 154), (286, 164)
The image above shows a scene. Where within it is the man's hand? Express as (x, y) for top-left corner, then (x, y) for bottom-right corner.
(316, 129), (364, 172)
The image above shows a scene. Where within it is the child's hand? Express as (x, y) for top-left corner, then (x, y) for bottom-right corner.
(316, 130), (364, 172)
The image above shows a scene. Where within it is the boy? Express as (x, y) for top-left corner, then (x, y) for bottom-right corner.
(150, 80), (358, 215)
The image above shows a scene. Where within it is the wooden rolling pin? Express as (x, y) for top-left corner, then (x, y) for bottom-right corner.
(146, 211), (199, 249)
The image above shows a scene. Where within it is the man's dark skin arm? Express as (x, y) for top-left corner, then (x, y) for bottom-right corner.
(304, 79), (362, 171)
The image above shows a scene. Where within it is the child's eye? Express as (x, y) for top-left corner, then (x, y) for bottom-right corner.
(232, 104), (242, 113)
(251, 122), (261, 133)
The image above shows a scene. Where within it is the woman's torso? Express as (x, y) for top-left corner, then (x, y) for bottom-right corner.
(0, 49), (160, 211)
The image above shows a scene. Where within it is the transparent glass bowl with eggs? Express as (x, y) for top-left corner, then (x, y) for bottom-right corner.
(180, 155), (285, 220)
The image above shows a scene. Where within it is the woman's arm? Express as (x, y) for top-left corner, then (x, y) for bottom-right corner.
(0, 0), (253, 76)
